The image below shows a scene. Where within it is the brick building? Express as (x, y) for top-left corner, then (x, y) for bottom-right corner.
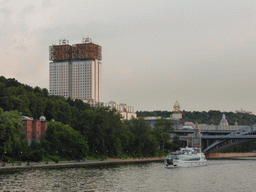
(22, 116), (49, 145)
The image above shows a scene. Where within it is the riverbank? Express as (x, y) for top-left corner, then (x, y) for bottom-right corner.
(0, 157), (165, 172)
(207, 152), (256, 159)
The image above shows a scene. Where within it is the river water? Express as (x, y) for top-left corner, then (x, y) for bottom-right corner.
(0, 160), (255, 191)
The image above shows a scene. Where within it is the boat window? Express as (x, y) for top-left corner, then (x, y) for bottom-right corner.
(176, 155), (201, 161)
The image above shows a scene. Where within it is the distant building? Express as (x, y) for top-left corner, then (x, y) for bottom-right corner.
(22, 116), (50, 145)
(170, 113), (182, 121)
(144, 116), (183, 129)
(184, 121), (195, 126)
(173, 100), (181, 113)
(49, 38), (136, 116)
(219, 113), (228, 126)
(88, 101), (137, 120)
(145, 101), (183, 128)
(235, 108), (253, 115)
(171, 101), (182, 120)
(49, 38), (102, 102)
(144, 116), (162, 128)
(171, 101), (182, 128)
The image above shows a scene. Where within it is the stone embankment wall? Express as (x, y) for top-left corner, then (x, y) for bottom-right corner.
(0, 157), (165, 172)
(207, 152), (256, 159)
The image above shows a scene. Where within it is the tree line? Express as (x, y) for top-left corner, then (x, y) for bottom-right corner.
(0, 76), (178, 162)
(0, 76), (93, 125)
(137, 110), (256, 125)
(0, 107), (178, 162)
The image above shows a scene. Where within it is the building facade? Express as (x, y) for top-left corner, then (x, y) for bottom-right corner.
(219, 113), (228, 126)
(88, 101), (137, 120)
(22, 116), (49, 145)
(49, 38), (102, 102)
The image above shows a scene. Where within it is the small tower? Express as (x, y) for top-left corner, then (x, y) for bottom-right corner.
(171, 101), (182, 123)
(173, 100), (181, 113)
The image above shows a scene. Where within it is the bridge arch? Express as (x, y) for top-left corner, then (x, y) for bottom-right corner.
(203, 124), (256, 154)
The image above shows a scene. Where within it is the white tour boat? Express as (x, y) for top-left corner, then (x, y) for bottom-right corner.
(164, 147), (207, 168)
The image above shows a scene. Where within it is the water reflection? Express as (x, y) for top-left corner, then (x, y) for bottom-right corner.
(0, 161), (256, 191)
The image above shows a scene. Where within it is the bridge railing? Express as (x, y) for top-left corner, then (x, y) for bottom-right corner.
(194, 125), (247, 131)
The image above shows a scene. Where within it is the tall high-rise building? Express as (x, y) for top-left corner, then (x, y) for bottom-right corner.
(49, 38), (102, 102)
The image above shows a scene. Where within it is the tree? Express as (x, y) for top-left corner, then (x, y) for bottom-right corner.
(67, 98), (91, 118)
(71, 107), (126, 157)
(126, 117), (158, 156)
(165, 142), (179, 152)
(44, 121), (89, 159)
(153, 117), (174, 152)
(0, 108), (24, 159)
(172, 135), (182, 147)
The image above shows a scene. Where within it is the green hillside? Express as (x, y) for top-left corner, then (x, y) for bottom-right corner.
(137, 109), (256, 125)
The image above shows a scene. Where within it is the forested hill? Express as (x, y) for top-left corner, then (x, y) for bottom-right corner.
(1, 75), (256, 126)
(0, 76), (90, 125)
(0, 76), (179, 160)
(137, 110), (256, 125)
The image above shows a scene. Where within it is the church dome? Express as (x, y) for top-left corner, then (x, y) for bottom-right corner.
(219, 113), (228, 125)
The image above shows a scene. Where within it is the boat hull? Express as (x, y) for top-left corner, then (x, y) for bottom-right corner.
(164, 153), (207, 168)
(165, 160), (207, 168)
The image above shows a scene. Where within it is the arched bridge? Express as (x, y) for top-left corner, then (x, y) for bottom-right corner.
(203, 124), (256, 154)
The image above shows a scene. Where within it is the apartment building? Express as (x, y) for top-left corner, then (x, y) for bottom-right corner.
(49, 38), (102, 102)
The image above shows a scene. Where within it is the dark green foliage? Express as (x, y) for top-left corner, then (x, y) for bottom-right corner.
(1, 156), (12, 163)
(71, 107), (126, 157)
(229, 141), (256, 152)
(125, 117), (159, 157)
(172, 135), (182, 147)
(48, 155), (60, 163)
(0, 108), (24, 158)
(0, 76), (91, 123)
(153, 117), (174, 152)
(67, 98), (90, 117)
(29, 149), (44, 162)
(137, 110), (256, 125)
(71, 109), (162, 158)
(165, 142), (179, 152)
(0, 76), (189, 161)
(10, 137), (29, 161)
(137, 110), (172, 118)
(44, 122), (89, 159)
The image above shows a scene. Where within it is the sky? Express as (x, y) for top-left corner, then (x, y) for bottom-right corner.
(1, 0), (256, 113)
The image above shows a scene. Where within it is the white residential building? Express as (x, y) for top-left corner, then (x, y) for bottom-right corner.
(88, 101), (137, 120)
(49, 38), (136, 119)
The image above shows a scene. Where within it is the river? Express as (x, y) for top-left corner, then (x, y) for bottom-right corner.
(0, 160), (255, 191)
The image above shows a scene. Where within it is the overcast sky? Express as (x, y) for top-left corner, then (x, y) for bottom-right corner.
(1, 0), (256, 113)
